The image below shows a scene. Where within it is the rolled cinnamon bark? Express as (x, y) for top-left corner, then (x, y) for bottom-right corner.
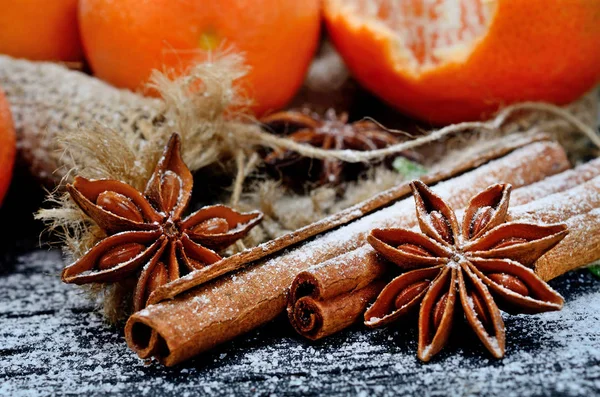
(510, 158), (600, 206)
(288, 246), (386, 340)
(126, 141), (569, 366)
(286, 159), (600, 341)
(291, 281), (388, 340)
(535, 208), (600, 281)
(508, 175), (600, 281)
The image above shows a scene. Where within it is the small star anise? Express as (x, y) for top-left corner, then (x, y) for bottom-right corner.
(61, 134), (262, 312)
(260, 108), (402, 185)
(365, 180), (568, 361)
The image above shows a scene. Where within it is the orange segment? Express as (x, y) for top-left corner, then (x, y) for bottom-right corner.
(325, 0), (600, 124)
(341, 0), (495, 73)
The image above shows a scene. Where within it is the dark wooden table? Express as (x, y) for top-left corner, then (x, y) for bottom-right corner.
(1, 168), (599, 396)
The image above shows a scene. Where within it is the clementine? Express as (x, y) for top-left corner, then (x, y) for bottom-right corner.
(324, 0), (600, 124)
(78, 0), (321, 116)
(0, 88), (16, 207)
(0, 0), (83, 62)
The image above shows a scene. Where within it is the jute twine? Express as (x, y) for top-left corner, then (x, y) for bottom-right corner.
(228, 99), (600, 205)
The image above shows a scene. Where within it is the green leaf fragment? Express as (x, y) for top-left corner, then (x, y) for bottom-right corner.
(589, 263), (600, 279)
(392, 157), (428, 179)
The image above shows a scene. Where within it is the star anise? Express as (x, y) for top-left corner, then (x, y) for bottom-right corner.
(61, 134), (262, 312)
(365, 180), (568, 361)
(260, 108), (402, 186)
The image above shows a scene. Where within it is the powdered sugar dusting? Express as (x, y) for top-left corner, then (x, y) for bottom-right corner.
(2, 249), (600, 395)
(511, 158), (600, 206)
(509, 176), (600, 224)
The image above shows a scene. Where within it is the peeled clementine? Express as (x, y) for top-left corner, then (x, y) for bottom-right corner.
(0, 88), (16, 207)
(324, 0), (600, 125)
(78, 0), (321, 116)
(0, 0), (83, 62)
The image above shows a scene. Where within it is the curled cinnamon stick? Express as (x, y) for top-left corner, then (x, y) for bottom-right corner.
(125, 141), (569, 366)
(535, 208), (600, 281)
(288, 246), (386, 340)
(286, 158), (600, 341)
(508, 175), (600, 280)
(510, 158), (600, 206)
(291, 281), (388, 340)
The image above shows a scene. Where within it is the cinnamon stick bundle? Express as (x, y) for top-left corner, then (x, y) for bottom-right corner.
(287, 245), (386, 340)
(286, 158), (600, 340)
(125, 141), (569, 366)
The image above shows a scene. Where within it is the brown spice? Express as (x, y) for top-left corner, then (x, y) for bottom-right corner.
(261, 108), (409, 186)
(365, 181), (567, 361)
(61, 134), (262, 312)
(125, 139), (570, 366)
(287, 157), (600, 346)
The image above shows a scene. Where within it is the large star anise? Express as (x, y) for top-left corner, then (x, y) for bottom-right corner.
(260, 109), (402, 185)
(365, 180), (567, 361)
(61, 134), (262, 312)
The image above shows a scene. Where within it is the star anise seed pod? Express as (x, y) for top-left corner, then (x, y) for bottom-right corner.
(365, 180), (567, 361)
(62, 134), (263, 312)
(260, 108), (404, 186)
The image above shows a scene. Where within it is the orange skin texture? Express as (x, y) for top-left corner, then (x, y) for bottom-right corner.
(0, 88), (16, 207)
(0, 0), (83, 62)
(78, 0), (321, 116)
(325, 0), (600, 125)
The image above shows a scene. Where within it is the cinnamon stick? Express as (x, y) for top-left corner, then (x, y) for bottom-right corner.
(286, 158), (600, 341)
(125, 141), (569, 366)
(511, 158), (600, 206)
(287, 246), (386, 340)
(508, 175), (600, 281)
(291, 281), (388, 340)
(536, 208), (600, 280)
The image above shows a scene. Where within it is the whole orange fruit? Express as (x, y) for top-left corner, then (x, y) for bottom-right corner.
(324, 0), (600, 125)
(0, 88), (16, 206)
(0, 0), (83, 62)
(78, 0), (321, 116)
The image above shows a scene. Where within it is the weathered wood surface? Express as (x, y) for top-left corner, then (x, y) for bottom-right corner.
(1, 170), (600, 396)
